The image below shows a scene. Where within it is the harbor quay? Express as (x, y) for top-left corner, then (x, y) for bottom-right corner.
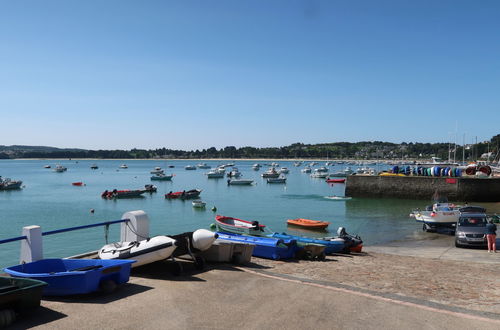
(345, 176), (500, 202)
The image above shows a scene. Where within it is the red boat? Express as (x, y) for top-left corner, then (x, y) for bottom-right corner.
(72, 182), (84, 186)
(165, 189), (202, 199)
(326, 179), (345, 183)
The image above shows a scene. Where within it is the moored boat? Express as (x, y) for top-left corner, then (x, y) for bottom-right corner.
(150, 167), (164, 174)
(326, 178), (346, 183)
(99, 236), (177, 267)
(266, 176), (286, 184)
(192, 200), (206, 208)
(72, 182), (84, 186)
(90, 164), (98, 169)
(165, 189), (202, 199)
(287, 218), (330, 230)
(324, 195), (352, 201)
(185, 165), (196, 170)
(53, 165), (67, 172)
(151, 173), (173, 181)
(101, 189), (146, 198)
(197, 163), (211, 169)
(4, 259), (135, 296)
(227, 179), (254, 185)
(261, 168), (279, 178)
(119, 164), (128, 169)
(0, 177), (23, 190)
(144, 184), (157, 193)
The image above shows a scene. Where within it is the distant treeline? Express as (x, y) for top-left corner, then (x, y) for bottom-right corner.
(1, 134), (499, 160)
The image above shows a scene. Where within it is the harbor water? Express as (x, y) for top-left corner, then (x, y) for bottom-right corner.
(1, 159), (498, 269)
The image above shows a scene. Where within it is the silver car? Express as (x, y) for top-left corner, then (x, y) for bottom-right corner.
(455, 212), (488, 248)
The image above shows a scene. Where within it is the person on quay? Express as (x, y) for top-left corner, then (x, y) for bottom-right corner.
(486, 219), (497, 253)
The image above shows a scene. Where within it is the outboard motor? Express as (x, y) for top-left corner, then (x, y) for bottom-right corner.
(337, 227), (347, 237)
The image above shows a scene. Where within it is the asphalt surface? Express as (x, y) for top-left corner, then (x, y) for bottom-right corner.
(8, 256), (500, 330)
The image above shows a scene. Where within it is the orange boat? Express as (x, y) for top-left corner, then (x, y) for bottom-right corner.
(286, 218), (330, 230)
(72, 182), (84, 186)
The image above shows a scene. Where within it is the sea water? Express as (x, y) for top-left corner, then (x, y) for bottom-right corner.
(1, 159), (495, 269)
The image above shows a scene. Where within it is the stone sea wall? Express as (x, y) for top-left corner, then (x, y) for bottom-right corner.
(345, 176), (500, 202)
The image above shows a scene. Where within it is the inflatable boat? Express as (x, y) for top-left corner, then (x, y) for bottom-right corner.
(99, 236), (177, 267)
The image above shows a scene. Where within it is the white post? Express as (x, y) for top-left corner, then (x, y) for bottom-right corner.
(120, 210), (149, 242)
(20, 225), (43, 264)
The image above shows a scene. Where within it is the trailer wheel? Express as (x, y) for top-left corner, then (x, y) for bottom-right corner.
(194, 255), (206, 270)
(100, 279), (117, 294)
(0, 309), (16, 328)
(171, 262), (183, 276)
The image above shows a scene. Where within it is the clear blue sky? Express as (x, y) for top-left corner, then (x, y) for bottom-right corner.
(1, 0), (499, 150)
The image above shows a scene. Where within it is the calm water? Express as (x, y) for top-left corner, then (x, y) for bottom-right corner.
(2, 159), (497, 269)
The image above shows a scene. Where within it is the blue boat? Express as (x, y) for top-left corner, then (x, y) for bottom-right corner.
(216, 232), (298, 260)
(4, 259), (135, 296)
(269, 233), (346, 254)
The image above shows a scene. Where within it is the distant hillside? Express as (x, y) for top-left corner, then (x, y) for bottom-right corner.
(0, 135), (498, 161)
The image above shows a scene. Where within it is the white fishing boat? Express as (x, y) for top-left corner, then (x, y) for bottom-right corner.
(301, 166), (312, 173)
(261, 168), (279, 178)
(192, 200), (206, 208)
(227, 179), (254, 185)
(99, 236), (177, 268)
(311, 171), (329, 178)
(206, 169), (225, 178)
(227, 168), (242, 178)
(278, 167), (289, 174)
(185, 165), (196, 170)
(119, 164), (128, 169)
(54, 165), (67, 172)
(252, 163), (261, 170)
(150, 167), (164, 174)
(267, 176), (286, 184)
(412, 202), (462, 231)
(197, 163), (211, 169)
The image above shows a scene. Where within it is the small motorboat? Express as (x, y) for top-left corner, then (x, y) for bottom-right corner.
(215, 215), (266, 236)
(44, 165), (51, 168)
(267, 176), (286, 184)
(227, 168), (242, 178)
(90, 164), (98, 169)
(3, 259), (135, 296)
(311, 171), (329, 178)
(192, 200), (206, 208)
(215, 232), (298, 260)
(0, 177), (23, 190)
(99, 236), (177, 268)
(261, 168), (279, 178)
(151, 173), (173, 181)
(185, 165), (196, 170)
(144, 184), (157, 193)
(197, 163), (211, 169)
(287, 218), (330, 230)
(101, 189), (146, 198)
(165, 189), (202, 199)
(301, 167), (312, 173)
(206, 169), (225, 178)
(326, 178), (346, 183)
(324, 195), (352, 201)
(278, 167), (289, 174)
(53, 165), (67, 172)
(227, 179), (254, 185)
(119, 164), (128, 169)
(320, 227), (363, 253)
(72, 182), (84, 186)
(150, 167), (164, 174)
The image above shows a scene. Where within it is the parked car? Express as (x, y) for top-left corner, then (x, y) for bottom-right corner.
(455, 207), (488, 248)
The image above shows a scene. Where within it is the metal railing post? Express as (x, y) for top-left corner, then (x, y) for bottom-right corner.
(20, 225), (43, 264)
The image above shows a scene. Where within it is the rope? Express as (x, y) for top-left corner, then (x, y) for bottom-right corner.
(126, 221), (149, 240)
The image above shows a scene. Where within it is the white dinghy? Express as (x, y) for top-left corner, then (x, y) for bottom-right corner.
(98, 236), (177, 268)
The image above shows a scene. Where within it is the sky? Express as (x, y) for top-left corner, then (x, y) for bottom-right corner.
(1, 0), (499, 150)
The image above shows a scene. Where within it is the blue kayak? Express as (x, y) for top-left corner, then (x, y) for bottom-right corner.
(269, 232), (346, 254)
(216, 232), (298, 260)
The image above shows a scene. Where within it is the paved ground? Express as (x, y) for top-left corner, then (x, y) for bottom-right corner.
(8, 249), (500, 330)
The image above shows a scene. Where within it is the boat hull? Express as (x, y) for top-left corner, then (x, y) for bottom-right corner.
(287, 218), (330, 230)
(4, 259), (135, 296)
(215, 216), (265, 236)
(0, 277), (47, 312)
(99, 236), (177, 267)
(215, 232), (298, 260)
(270, 233), (346, 254)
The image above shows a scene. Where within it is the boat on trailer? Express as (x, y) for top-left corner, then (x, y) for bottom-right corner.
(215, 232), (298, 260)
(4, 259), (135, 296)
(99, 236), (177, 267)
